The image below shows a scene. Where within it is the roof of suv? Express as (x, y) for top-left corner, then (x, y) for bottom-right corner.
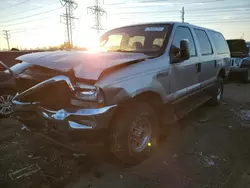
(109, 21), (219, 33)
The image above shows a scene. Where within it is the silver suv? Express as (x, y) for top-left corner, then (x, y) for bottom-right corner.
(11, 22), (230, 164)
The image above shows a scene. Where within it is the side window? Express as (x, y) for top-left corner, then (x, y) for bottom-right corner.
(194, 29), (213, 55)
(172, 26), (196, 56)
(209, 31), (229, 54)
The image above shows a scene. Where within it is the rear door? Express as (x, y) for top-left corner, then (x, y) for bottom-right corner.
(170, 26), (200, 101)
(193, 29), (216, 88)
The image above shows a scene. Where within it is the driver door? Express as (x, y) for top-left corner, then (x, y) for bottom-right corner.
(170, 26), (200, 102)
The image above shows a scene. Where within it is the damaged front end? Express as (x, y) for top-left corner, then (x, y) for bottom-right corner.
(11, 74), (117, 134)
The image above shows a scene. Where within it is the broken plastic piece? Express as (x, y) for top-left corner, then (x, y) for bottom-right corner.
(9, 164), (41, 180)
(73, 153), (87, 158)
(21, 124), (30, 131)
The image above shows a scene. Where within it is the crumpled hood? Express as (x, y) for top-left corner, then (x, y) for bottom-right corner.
(16, 51), (151, 80)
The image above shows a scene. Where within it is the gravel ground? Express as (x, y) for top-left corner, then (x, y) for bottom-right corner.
(0, 83), (250, 188)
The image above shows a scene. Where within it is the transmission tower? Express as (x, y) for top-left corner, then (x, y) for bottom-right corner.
(3, 30), (10, 50)
(87, 0), (107, 36)
(60, 0), (78, 48)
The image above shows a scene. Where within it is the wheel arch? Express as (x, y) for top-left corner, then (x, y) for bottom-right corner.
(218, 68), (226, 79)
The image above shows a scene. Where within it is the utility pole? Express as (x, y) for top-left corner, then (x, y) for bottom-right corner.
(181, 7), (185, 23)
(87, 0), (107, 36)
(60, 0), (78, 48)
(3, 30), (10, 50)
(240, 33), (244, 39)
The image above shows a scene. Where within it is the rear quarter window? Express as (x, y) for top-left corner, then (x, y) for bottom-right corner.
(208, 31), (229, 54)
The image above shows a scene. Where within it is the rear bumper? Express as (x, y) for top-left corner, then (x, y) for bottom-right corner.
(230, 67), (249, 73)
(12, 100), (117, 131)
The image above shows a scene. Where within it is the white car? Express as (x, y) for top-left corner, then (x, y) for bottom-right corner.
(11, 22), (230, 164)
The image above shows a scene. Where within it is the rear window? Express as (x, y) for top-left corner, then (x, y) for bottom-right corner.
(194, 29), (213, 55)
(208, 31), (229, 54)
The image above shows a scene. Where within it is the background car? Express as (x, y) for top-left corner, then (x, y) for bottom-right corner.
(227, 39), (250, 82)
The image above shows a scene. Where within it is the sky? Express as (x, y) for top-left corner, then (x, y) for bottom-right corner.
(0, 0), (250, 50)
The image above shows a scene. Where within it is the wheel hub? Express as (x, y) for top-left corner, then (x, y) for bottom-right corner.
(129, 116), (152, 153)
(0, 94), (14, 115)
(217, 87), (222, 101)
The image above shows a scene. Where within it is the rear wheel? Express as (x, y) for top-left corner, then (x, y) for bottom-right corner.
(110, 102), (159, 165)
(242, 69), (250, 83)
(207, 77), (223, 106)
(0, 90), (16, 118)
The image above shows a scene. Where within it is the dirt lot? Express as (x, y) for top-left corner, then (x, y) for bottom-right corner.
(0, 83), (250, 188)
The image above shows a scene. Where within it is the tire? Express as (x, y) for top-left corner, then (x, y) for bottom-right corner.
(0, 90), (16, 118)
(242, 69), (250, 83)
(207, 77), (223, 106)
(110, 102), (159, 165)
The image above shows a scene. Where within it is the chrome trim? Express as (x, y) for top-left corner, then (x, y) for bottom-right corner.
(12, 100), (40, 105)
(68, 121), (94, 129)
(13, 75), (75, 101)
(0, 61), (15, 77)
(38, 105), (116, 120)
(12, 99), (117, 130)
(75, 83), (96, 90)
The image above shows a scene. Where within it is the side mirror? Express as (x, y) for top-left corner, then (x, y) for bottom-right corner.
(180, 40), (190, 61)
(171, 40), (190, 64)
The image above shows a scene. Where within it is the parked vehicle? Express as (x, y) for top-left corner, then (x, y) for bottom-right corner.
(227, 39), (250, 82)
(11, 22), (230, 164)
(0, 61), (28, 117)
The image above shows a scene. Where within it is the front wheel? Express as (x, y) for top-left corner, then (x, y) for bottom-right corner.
(0, 90), (16, 118)
(207, 77), (223, 106)
(110, 102), (159, 165)
(242, 69), (250, 83)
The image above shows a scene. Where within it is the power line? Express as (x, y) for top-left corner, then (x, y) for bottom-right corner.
(0, 7), (63, 24)
(1, 1), (61, 18)
(117, 11), (250, 20)
(0, 16), (53, 27)
(87, 0), (107, 36)
(108, 4), (249, 13)
(11, 25), (45, 34)
(110, 6), (250, 15)
(3, 30), (10, 50)
(103, 0), (226, 6)
(0, 0), (30, 11)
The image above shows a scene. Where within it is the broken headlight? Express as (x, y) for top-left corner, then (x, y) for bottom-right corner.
(74, 83), (104, 104)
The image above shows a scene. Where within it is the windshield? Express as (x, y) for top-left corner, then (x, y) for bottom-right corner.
(99, 24), (169, 54)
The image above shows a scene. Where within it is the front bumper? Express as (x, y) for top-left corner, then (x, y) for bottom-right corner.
(11, 100), (117, 131)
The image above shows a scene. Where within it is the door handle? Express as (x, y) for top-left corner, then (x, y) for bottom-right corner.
(196, 63), (201, 73)
(214, 60), (217, 68)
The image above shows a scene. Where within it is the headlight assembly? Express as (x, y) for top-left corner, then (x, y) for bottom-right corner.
(74, 83), (104, 104)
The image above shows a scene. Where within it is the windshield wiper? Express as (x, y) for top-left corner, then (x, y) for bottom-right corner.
(108, 49), (134, 53)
